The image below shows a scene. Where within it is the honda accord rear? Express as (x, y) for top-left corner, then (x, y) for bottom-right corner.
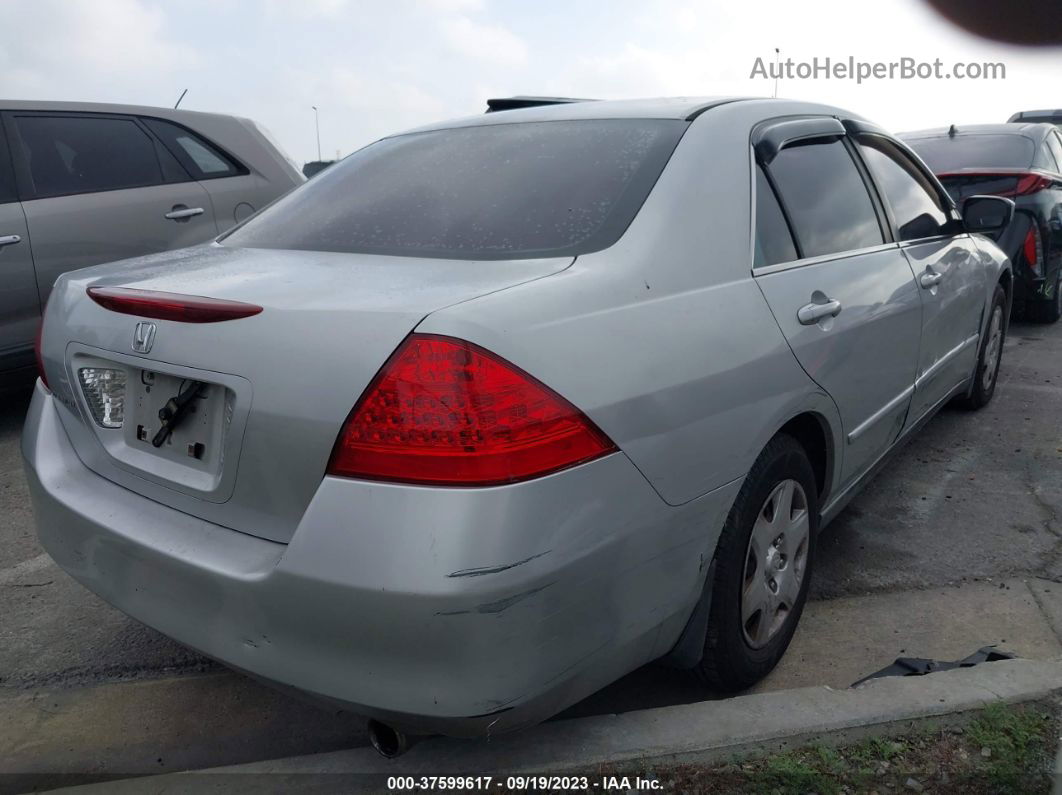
(23, 96), (1010, 738)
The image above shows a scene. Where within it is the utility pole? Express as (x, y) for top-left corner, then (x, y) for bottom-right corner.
(312, 106), (322, 162)
(773, 49), (780, 98)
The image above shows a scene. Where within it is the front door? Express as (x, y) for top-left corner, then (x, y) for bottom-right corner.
(853, 134), (985, 422)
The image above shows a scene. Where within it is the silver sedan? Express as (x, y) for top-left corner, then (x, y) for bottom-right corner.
(23, 96), (1013, 744)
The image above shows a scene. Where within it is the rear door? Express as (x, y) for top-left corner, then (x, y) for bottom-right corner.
(141, 117), (267, 230)
(0, 120), (38, 375)
(751, 118), (923, 488)
(3, 111), (218, 304)
(853, 132), (984, 424)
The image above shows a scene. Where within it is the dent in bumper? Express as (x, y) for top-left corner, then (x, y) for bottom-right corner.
(22, 384), (740, 735)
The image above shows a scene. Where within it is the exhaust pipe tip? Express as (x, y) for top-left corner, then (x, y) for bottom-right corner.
(367, 719), (409, 758)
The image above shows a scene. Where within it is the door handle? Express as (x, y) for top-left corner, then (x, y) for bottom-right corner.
(0, 234), (21, 248)
(164, 207), (205, 221)
(797, 297), (843, 325)
(919, 269), (943, 288)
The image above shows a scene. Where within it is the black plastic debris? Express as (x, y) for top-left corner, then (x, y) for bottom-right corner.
(851, 646), (1016, 687)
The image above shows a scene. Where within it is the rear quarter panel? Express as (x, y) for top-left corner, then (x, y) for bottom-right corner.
(419, 99), (846, 507)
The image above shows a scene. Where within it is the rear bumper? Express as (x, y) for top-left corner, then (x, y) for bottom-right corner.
(22, 383), (739, 736)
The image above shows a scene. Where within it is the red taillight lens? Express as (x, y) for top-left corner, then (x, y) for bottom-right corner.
(1023, 224), (1043, 275)
(1014, 173), (1053, 196)
(86, 286), (263, 323)
(327, 334), (617, 486)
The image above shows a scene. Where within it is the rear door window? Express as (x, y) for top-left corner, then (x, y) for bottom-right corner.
(12, 115), (166, 198)
(221, 119), (687, 260)
(857, 137), (956, 241)
(753, 165), (797, 267)
(143, 118), (243, 179)
(766, 139), (884, 258)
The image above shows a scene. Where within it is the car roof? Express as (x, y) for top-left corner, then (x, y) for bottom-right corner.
(0, 98), (249, 125)
(900, 122), (1053, 141)
(396, 96), (757, 135)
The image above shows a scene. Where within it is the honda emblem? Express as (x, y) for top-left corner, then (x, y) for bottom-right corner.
(132, 322), (157, 354)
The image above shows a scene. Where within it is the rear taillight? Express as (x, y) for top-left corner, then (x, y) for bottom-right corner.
(327, 334), (617, 487)
(86, 287), (263, 323)
(1023, 224), (1043, 276)
(937, 170), (1053, 197)
(1014, 173), (1054, 196)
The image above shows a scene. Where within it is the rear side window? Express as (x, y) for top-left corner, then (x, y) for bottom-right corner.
(753, 165), (797, 267)
(906, 134), (1035, 172)
(13, 115), (164, 198)
(221, 119), (687, 260)
(766, 139), (883, 258)
(857, 137), (955, 241)
(143, 118), (243, 179)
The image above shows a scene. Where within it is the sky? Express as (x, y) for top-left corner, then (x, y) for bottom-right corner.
(1, 0), (1059, 167)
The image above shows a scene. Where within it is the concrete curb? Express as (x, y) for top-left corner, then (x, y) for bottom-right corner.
(55, 657), (1062, 793)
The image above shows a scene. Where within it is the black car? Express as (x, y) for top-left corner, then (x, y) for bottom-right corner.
(901, 123), (1062, 322)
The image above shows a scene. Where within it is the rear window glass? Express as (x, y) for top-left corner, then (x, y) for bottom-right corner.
(220, 119), (686, 260)
(905, 134), (1035, 172)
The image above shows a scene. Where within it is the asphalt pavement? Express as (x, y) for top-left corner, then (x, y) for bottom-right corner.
(2, 317), (1061, 787)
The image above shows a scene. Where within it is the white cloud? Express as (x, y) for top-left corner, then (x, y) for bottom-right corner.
(0, 0), (1058, 167)
(0, 0), (196, 84)
(419, 0), (484, 11)
(264, 0), (349, 18)
(440, 16), (528, 66)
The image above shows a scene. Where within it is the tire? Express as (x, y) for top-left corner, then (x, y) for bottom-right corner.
(958, 284), (1007, 410)
(1029, 270), (1062, 324)
(695, 433), (818, 692)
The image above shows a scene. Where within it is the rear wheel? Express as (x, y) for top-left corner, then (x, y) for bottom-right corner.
(695, 434), (817, 692)
(958, 284), (1006, 410)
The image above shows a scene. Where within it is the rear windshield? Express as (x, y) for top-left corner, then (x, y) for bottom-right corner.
(221, 119), (687, 260)
(905, 134), (1035, 173)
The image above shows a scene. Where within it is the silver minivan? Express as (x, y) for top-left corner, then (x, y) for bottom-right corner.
(0, 100), (304, 383)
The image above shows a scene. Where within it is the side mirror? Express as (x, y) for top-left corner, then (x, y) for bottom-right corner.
(961, 195), (1015, 234)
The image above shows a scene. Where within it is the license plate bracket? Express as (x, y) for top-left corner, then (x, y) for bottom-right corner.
(125, 370), (229, 475)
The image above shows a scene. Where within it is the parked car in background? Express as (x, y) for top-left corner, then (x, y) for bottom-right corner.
(24, 97), (1013, 746)
(901, 123), (1062, 321)
(0, 100), (304, 384)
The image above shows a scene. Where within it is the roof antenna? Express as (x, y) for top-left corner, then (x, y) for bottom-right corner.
(174, 89), (188, 110)
(948, 124), (957, 137)
(773, 48), (780, 98)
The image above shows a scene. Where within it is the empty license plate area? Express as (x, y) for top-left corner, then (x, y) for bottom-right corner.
(66, 346), (249, 501)
(125, 369), (231, 476)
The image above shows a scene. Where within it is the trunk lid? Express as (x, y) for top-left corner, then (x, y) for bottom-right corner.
(45, 244), (571, 542)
